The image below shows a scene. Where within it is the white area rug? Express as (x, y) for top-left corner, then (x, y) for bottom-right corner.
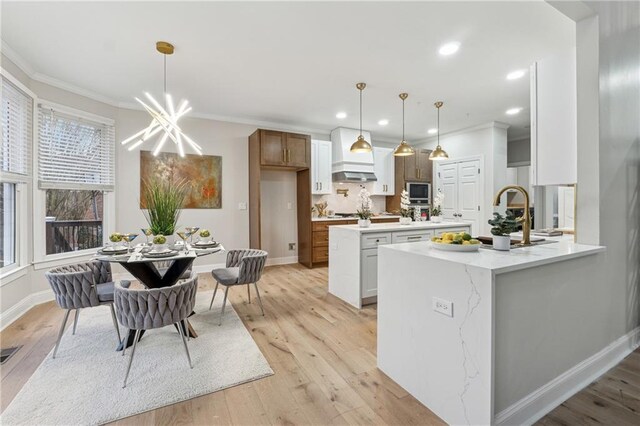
(1, 290), (273, 425)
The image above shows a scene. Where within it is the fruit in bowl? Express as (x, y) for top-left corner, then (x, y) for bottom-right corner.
(109, 232), (123, 243)
(153, 235), (167, 245)
(431, 232), (480, 246)
(199, 229), (212, 243)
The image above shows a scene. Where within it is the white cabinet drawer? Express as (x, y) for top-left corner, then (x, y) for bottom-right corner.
(391, 230), (433, 244)
(360, 233), (391, 249)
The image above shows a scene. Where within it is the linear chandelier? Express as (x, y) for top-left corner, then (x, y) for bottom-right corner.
(121, 41), (202, 157)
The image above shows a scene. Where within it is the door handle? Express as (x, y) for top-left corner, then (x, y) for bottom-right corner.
(283, 148), (286, 163)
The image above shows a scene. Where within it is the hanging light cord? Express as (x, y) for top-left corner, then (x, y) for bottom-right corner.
(437, 105), (440, 146)
(163, 54), (167, 109)
(402, 97), (405, 141)
(359, 88), (363, 135)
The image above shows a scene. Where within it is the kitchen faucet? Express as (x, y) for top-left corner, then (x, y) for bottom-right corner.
(493, 185), (531, 245)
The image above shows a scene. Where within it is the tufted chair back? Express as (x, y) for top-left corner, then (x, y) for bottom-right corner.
(45, 261), (112, 310)
(114, 274), (198, 330)
(226, 249), (268, 284)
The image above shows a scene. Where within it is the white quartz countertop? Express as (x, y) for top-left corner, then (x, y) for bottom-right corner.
(312, 215), (401, 222)
(379, 240), (605, 274)
(330, 221), (470, 233)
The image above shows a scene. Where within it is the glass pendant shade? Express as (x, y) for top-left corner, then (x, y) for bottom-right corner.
(393, 92), (415, 156)
(350, 82), (372, 153)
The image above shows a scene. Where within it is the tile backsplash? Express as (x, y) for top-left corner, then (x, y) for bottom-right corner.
(311, 182), (389, 215)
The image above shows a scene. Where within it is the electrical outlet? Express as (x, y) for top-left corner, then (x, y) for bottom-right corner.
(287, 202), (292, 210)
(288, 243), (296, 251)
(433, 297), (453, 317)
(238, 202), (247, 210)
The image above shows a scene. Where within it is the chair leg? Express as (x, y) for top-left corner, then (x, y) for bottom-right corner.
(52, 309), (71, 359)
(109, 304), (122, 344)
(122, 329), (129, 357)
(219, 286), (229, 326)
(209, 282), (219, 310)
(177, 319), (193, 369)
(247, 284), (251, 303)
(253, 282), (265, 316)
(72, 309), (80, 335)
(123, 329), (141, 388)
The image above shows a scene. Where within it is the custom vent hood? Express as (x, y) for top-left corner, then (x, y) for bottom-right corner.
(330, 127), (377, 182)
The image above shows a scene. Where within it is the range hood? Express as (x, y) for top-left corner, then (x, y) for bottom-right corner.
(330, 127), (377, 182)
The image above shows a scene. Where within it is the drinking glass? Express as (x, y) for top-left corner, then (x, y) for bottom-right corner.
(122, 233), (138, 252)
(185, 227), (199, 244)
(176, 231), (190, 254)
(141, 228), (153, 245)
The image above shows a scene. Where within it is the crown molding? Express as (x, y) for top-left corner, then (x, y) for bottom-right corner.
(1, 40), (35, 77)
(414, 120), (511, 144)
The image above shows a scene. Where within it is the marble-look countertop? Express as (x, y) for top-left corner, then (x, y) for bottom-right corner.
(379, 239), (605, 274)
(311, 215), (401, 222)
(330, 221), (470, 233)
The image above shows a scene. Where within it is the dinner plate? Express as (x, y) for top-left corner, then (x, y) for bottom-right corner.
(194, 241), (219, 247)
(98, 247), (128, 255)
(143, 250), (178, 258)
(431, 242), (481, 252)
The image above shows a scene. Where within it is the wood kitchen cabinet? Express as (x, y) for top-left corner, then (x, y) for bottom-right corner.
(386, 148), (433, 212)
(258, 129), (310, 169)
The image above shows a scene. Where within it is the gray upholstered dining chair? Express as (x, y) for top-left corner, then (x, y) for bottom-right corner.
(114, 274), (198, 388)
(209, 249), (268, 325)
(45, 261), (123, 359)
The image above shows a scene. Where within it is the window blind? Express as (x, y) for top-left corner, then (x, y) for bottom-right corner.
(38, 106), (115, 191)
(1, 76), (33, 178)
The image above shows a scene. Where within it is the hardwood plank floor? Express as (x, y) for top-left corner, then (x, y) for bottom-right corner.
(1, 263), (639, 425)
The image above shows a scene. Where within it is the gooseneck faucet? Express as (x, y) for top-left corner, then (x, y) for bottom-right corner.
(493, 185), (532, 245)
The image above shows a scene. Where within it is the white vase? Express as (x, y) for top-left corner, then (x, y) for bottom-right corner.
(358, 219), (371, 228)
(431, 215), (442, 223)
(400, 217), (412, 225)
(493, 235), (511, 251)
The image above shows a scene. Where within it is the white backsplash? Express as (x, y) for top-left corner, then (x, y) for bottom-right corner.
(311, 182), (389, 215)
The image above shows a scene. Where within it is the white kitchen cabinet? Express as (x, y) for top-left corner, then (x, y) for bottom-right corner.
(361, 249), (378, 299)
(391, 229), (433, 243)
(530, 48), (577, 185)
(371, 147), (395, 196)
(435, 159), (481, 235)
(311, 140), (332, 194)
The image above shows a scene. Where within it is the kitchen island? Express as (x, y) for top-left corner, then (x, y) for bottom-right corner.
(377, 240), (606, 425)
(328, 221), (471, 308)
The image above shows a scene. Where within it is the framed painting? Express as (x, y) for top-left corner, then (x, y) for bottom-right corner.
(140, 151), (222, 209)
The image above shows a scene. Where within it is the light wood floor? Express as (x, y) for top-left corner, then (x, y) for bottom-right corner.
(1, 263), (639, 425)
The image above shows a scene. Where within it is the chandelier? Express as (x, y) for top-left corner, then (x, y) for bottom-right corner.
(121, 41), (202, 157)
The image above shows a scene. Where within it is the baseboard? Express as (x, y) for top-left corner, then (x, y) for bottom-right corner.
(495, 326), (640, 425)
(265, 256), (298, 266)
(1, 289), (54, 331)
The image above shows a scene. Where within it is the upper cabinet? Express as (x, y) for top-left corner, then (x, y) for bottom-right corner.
(530, 48), (577, 185)
(404, 149), (432, 182)
(372, 147), (395, 195)
(311, 140), (332, 195)
(259, 129), (310, 169)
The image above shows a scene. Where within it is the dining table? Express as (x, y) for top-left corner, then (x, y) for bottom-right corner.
(94, 242), (225, 350)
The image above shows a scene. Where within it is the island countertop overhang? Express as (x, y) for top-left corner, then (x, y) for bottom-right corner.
(378, 240), (606, 274)
(330, 221), (471, 234)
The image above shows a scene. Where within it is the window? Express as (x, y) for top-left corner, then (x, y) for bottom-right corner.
(37, 104), (114, 256)
(1, 74), (33, 272)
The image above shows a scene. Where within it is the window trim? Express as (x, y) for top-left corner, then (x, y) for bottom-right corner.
(33, 100), (115, 262)
(0, 68), (34, 275)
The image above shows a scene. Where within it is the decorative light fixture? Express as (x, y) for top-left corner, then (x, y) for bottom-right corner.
(393, 93), (415, 157)
(429, 101), (449, 161)
(121, 41), (202, 157)
(350, 82), (372, 153)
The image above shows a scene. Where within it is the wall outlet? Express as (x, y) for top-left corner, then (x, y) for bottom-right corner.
(288, 243), (296, 251)
(287, 202), (292, 210)
(238, 202), (247, 210)
(433, 297), (453, 317)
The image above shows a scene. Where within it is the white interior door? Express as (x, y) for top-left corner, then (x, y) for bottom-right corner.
(436, 163), (458, 220)
(457, 160), (481, 235)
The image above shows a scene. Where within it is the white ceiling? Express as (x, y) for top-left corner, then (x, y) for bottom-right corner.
(1, 1), (574, 142)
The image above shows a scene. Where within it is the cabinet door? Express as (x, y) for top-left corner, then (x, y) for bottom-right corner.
(311, 140), (319, 193)
(372, 147), (393, 195)
(404, 154), (418, 181)
(416, 150), (432, 182)
(361, 249), (378, 298)
(317, 141), (332, 194)
(285, 133), (310, 168)
(260, 130), (286, 166)
(437, 162), (458, 220)
(384, 148), (395, 195)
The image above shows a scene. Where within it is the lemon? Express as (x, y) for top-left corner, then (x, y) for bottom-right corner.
(462, 233), (472, 241)
(462, 241), (471, 245)
(470, 239), (480, 245)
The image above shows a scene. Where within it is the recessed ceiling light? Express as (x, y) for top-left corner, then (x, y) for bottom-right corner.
(439, 42), (460, 56)
(506, 70), (526, 80)
(506, 107), (523, 115)
(336, 112), (347, 119)
(427, 128), (438, 134)
(378, 119), (389, 126)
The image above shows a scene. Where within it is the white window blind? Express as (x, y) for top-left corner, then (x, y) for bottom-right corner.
(1, 76), (33, 178)
(38, 105), (115, 191)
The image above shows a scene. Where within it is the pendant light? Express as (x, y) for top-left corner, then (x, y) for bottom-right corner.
(429, 101), (449, 161)
(393, 93), (415, 156)
(350, 82), (373, 153)
(121, 41), (202, 157)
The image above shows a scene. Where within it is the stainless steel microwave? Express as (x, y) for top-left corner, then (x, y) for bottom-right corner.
(406, 182), (431, 204)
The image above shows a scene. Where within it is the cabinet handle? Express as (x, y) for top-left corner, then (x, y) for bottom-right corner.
(320, 182), (322, 190)
(283, 149), (286, 163)
(407, 236), (422, 240)
(287, 149), (291, 163)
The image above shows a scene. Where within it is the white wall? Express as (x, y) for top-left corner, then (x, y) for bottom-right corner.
(415, 122), (509, 235)
(260, 170), (298, 262)
(507, 137), (531, 165)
